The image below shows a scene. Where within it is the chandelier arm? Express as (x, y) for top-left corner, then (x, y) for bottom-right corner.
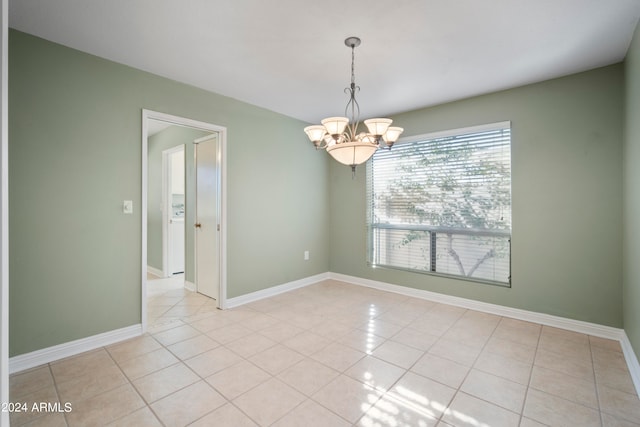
(344, 85), (360, 141)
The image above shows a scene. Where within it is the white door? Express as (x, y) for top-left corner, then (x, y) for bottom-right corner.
(162, 145), (185, 276)
(169, 218), (185, 274)
(195, 135), (219, 300)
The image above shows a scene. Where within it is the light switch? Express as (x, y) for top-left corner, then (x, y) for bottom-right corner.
(123, 200), (133, 214)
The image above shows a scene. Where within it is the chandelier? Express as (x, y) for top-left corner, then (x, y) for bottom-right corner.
(304, 37), (403, 173)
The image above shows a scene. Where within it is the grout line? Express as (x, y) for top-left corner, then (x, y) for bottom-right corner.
(589, 337), (605, 427)
(144, 282), (223, 426)
(48, 363), (65, 427)
(102, 341), (159, 426)
(518, 319), (543, 426)
(438, 311), (509, 424)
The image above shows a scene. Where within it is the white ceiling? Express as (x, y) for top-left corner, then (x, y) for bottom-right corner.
(9, 0), (640, 124)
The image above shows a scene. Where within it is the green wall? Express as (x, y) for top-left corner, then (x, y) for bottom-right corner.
(147, 125), (210, 283)
(623, 22), (640, 357)
(330, 64), (624, 327)
(8, 26), (633, 357)
(8, 30), (330, 356)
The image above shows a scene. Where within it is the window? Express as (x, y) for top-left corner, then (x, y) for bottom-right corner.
(367, 122), (512, 286)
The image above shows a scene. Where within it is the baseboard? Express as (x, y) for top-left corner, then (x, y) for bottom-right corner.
(185, 281), (196, 292)
(147, 265), (163, 278)
(329, 272), (624, 341)
(328, 272), (640, 396)
(225, 272), (331, 308)
(9, 324), (142, 374)
(621, 332), (640, 396)
(8, 273), (329, 374)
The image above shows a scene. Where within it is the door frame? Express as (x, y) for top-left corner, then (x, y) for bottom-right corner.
(161, 144), (185, 277)
(0, 0), (9, 423)
(142, 109), (227, 332)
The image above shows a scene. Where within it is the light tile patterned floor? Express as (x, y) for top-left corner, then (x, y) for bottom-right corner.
(9, 278), (640, 426)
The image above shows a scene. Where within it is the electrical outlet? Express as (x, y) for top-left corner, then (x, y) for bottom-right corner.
(304, 250), (310, 261)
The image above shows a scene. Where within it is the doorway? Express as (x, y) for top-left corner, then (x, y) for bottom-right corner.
(142, 110), (227, 331)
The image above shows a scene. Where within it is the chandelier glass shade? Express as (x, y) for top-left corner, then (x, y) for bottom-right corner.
(304, 37), (403, 171)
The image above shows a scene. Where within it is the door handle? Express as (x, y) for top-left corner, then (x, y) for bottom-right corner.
(195, 223), (202, 228)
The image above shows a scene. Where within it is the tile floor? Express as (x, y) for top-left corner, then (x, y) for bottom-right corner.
(9, 277), (640, 426)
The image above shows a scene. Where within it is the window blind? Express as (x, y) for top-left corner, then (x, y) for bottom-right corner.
(367, 122), (511, 285)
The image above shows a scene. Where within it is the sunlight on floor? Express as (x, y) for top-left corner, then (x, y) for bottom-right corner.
(359, 375), (449, 426)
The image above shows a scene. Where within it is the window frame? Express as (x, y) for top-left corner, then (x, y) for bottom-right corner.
(366, 121), (512, 287)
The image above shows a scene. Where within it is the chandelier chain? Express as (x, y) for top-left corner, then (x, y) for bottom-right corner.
(351, 43), (356, 87)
